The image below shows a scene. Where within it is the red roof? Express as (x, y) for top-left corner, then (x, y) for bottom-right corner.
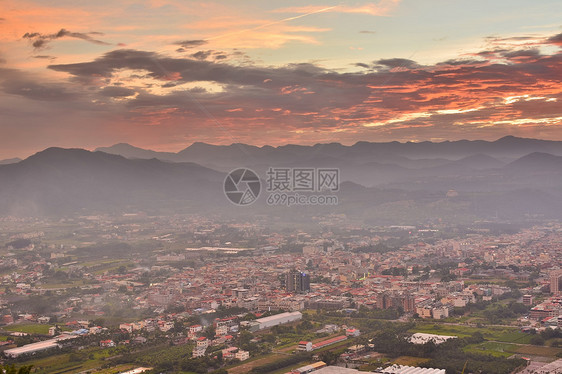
(312, 335), (347, 349)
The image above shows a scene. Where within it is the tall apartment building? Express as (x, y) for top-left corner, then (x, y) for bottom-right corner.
(550, 269), (562, 295)
(285, 270), (310, 293)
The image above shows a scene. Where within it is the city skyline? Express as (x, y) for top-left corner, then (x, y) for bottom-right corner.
(0, 0), (561, 159)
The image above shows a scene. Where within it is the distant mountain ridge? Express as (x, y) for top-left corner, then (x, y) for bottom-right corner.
(95, 135), (562, 170)
(0, 147), (224, 216)
(94, 136), (562, 187)
(1, 140), (562, 222)
(96, 143), (178, 161)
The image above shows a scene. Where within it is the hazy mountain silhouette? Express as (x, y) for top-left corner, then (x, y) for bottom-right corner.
(0, 148), (223, 216)
(1, 142), (562, 222)
(96, 136), (562, 174)
(96, 143), (177, 161)
(0, 158), (22, 165)
(448, 154), (505, 169)
(504, 152), (562, 173)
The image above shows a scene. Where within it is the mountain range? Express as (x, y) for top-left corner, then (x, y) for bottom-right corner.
(96, 135), (562, 166)
(0, 136), (562, 223)
(95, 136), (562, 187)
(0, 148), (224, 216)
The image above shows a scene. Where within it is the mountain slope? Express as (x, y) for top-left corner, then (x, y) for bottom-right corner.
(1, 146), (562, 222)
(0, 148), (224, 216)
(504, 152), (562, 173)
(95, 143), (178, 161)
(0, 158), (21, 165)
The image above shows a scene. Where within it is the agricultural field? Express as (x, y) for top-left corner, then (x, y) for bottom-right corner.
(22, 351), (100, 374)
(515, 345), (562, 357)
(410, 323), (531, 343)
(392, 356), (432, 366)
(17, 343), (169, 374)
(225, 353), (286, 374)
(268, 360), (315, 374)
(463, 341), (517, 358)
(2, 324), (53, 335)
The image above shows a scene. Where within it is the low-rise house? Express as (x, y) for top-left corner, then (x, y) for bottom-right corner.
(235, 350), (249, 361)
(100, 339), (115, 348)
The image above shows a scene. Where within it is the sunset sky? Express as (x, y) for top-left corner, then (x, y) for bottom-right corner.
(0, 0), (561, 159)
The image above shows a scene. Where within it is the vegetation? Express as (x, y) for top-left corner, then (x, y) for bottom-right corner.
(3, 324), (53, 335)
(249, 353), (311, 374)
(367, 329), (524, 374)
(0, 366), (33, 374)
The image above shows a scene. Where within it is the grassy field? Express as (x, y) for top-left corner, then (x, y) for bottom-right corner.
(410, 323), (531, 343)
(15, 344), (159, 374)
(23, 352), (88, 374)
(3, 324), (52, 335)
(88, 364), (138, 374)
(392, 356), (431, 366)
(268, 360), (315, 374)
(464, 342), (517, 358)
(91, 260), (135, 275)
(495, 331), (533, 344)
(38, 281), (86, 289)
(463, 340), (562, 359)
(515, 345), (562, 357)
(226, 353), (285, 374)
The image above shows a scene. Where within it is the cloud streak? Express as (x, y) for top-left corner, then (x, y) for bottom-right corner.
(22, 29), (111, 49)
(205, 5), (337, 42)
(273, 0), (401, 16)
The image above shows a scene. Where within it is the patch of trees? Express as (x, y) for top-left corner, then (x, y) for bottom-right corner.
(382, 267), (408, 276)
(482, 302), (529, 324)
(353, 243), (397, 254)
(296, 320), (314, 333)
(178, 356), (224, 374)
(195, 306), (248, 321)
(425, 350), (525, 374)
(238, 330), (270, 356)
(318, 350), (339, 365)
(324, 307), (402, 321)
(530, 327), (562, 345)
(0, 365), (33, 374)
(352, 306), (402, 320)
(10, 295), (65, 315)
(6, 239), (32, 249)
(538, 327), (562, 340)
